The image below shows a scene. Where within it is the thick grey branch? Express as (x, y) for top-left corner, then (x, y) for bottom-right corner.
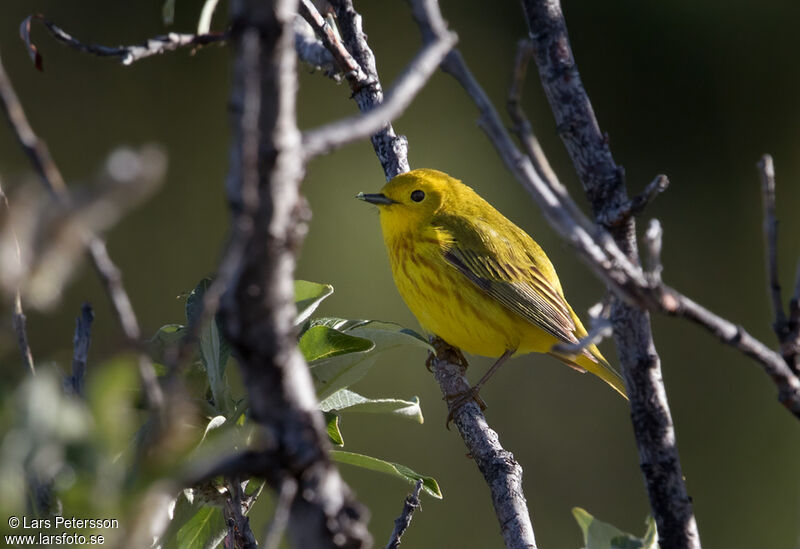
(220, 1), (369, 547)
(520, 2), (700, 547)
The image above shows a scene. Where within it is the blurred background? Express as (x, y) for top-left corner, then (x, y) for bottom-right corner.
(1, 0), (799, 547)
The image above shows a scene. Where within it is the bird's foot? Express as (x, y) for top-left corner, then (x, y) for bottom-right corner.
(426, 346), (469, 372)
(444, 387), (487, 429)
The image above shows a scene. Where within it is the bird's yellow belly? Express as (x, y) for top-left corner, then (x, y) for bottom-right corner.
(390, 249), (555, 358)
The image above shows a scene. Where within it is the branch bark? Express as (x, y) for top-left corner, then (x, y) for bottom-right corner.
(329, 0), (410, 179)
(385, 480), (422, 549)
(521, 2), (699, 547)
(311, 2), (538, 547)
(67, 302), (94, 396)
(0, 180), (35, 374)
(758, 155), (800, 374)
(220, 1), (370, 547)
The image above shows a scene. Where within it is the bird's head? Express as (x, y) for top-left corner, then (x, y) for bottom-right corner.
(357, 169), (462, 233)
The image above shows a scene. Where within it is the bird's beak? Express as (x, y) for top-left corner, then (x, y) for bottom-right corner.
(356, 192), (395, 205)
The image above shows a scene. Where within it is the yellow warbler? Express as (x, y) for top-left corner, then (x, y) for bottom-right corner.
(357, 169), (626, 405)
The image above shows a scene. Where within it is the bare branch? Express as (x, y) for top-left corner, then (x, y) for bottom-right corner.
(429, 338), (537, 549)
(298, 0), (366, 86)
(385, 480), (422, 549)
(223, 479), (258, 549)
(758, 154), (786, 329)
(262, 477), (298, 549)
(220, 2), (370, 546)
(20, 14), (227, 68)
(600, 175), (670, 227)
(0, 181), (35, 374)
(293, 16), (341, 80)
(67, 302), (94, 396)
(644, 219), (664, 286)
(315, 2), (538, 546)
(302, 26), (457, 159)
(553, 300), (612, 356)
(0, 50), (164, 411)
(12, 293), (35, 374)
(329, 0), (410, 179)
(507, 38), (559, 187)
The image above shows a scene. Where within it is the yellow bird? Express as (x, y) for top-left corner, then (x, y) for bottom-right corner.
(357, 169), (626, 411)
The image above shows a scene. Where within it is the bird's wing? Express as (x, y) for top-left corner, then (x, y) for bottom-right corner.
(437, 216), (578, 345)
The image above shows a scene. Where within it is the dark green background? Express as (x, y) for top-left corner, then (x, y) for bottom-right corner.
(2, 1), (799, 547)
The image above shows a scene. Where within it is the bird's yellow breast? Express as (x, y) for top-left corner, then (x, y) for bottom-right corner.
(383, 225), (557, 358)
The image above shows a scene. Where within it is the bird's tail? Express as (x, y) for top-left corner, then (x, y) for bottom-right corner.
(551, 302), (627, 399)
(550, 347), (627, 400)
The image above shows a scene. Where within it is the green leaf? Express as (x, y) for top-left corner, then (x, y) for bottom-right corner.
(162, 0), (176, 25)
(324, 412), (344, 446)
(307, 319), (431, 399)
(294, 280), (334, 325)
(187, 278), (232, 414)
(573, 508), (659, 549)
(331, 450), (442, 499)
(299, 325), (373, 363)
(174, 502), (226, 549)
(146, 324), (185, 363)
(319, 389), (424, 424)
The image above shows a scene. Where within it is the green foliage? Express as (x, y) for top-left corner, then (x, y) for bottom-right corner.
(573, 508), (659, 549)
(305, 318), (432, 399)
(0, 278), (438, 548)
(331, 451), (442, 499)
(295, 280), (334, 325)
(319, 389), (423, 424)
(187, 279), (232, 415)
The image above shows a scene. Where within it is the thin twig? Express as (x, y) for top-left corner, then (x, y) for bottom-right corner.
(507, 38), (559, 187)
(67, 302), (94, 396)
(293, 16), (341, 80)
(552, 300), (613, 356)
(1, 181), (35, 374)
(600, 175), (670, 227)
(302, 25), (457, 159)
(758, 154), (786, 330)
(262, 477), (298, 549)
(12, 293), (35, 374)
(329, 0), (411, 179)
(644, 219), (664, 286)
(223, 479), (258, 549)
(385, 480), (422, 549)
(21, 14), (227, 68)
(0, 50), (164, 411)
(757, 155), (800, 374)
(298, 0), (367, 87)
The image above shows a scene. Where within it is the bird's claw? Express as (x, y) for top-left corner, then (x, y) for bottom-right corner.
(444, 387), (487, 429)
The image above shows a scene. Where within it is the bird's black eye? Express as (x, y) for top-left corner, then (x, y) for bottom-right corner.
(410, 190), (425, 202)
